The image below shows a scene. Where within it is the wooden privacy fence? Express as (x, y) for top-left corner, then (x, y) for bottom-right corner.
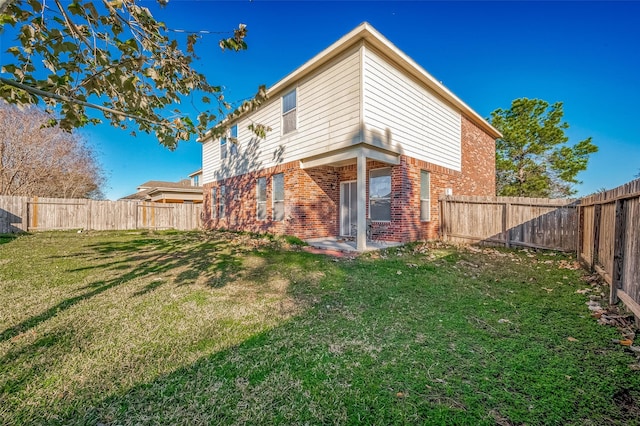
(0, 196), (202, 233)
(439, 195), (579, 252)
(579, 179), (640, 319)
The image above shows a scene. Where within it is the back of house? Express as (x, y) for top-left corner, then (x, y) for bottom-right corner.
(199, 22), (501, 250)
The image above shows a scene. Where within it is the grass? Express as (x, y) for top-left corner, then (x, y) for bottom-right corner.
(0, 230), (638, 425)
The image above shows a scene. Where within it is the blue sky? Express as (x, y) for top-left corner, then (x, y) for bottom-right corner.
(3, 1), (639, 199)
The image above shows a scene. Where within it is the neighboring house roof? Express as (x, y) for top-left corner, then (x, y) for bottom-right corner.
(120, 189), (151, 201)
(201, 21), (501, 141)
(120, 176), (203, 203)
(137, 179), (193, 191)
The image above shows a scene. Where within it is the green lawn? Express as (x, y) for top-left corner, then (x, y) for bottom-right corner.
(0, 230), (638, 425)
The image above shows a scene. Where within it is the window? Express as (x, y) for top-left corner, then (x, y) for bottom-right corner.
(369, 168), (391, 221)
(272, 173), (284, 221)
(256, 177), (267, 220)
(219, 185), (226, 218)
(229, 124), (238, 156)
(211, 187), (217, 219)
(192, 174), (200, 186)
(420, 171), (431, 221)
(282, 89), (297, 134)
(220, 136), (227, 160)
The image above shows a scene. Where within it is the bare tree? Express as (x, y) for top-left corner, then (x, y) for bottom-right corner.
(0, 103), (105, 198)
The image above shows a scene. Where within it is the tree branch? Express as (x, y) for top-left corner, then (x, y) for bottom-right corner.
(53, 0), (93, 52)
(1, 77), (168, 128)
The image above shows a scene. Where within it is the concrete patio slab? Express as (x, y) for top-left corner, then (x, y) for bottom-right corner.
(305, 237), (402, 253)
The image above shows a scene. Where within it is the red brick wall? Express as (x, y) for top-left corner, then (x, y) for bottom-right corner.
(203, 114), (496, 243)
(452, 115), (496, 196)
(203, 162), (339, 239)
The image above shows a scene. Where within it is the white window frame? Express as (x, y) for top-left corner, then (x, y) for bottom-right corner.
(282, 88), (297, 135)
(420, 170), (431, 222)
(256, 177), (267, 220)
(219, 185), (226, 218)
(229, 124), (238, 156)
(220, 136), (227, 160)
(369, 167), (392, 222)
(272, 173), (284, 221)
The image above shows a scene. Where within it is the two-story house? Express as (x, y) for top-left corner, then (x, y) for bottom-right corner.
(200, 23), (501, 250)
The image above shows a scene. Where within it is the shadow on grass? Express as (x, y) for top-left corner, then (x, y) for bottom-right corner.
(0, 232), (253, 343)
(1, 232), (328, 424)
(0, 233), (27, 245)
(4, 241), (640, 425)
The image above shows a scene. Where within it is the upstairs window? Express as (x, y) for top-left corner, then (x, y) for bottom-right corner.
(282, 89), (297, 134)
(229, 124), (238, 156)
(220, 136), (227, 160)
(256, 177), (267, 220)
(369, 168), (391, 221)
(272, 173), (284, 221)
(220, 125), (238, 159)
(420, 171), (431, 221)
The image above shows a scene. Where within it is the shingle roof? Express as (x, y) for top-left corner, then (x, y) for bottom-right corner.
(120, 188), (152, 201)
(137, 179), (192, 190)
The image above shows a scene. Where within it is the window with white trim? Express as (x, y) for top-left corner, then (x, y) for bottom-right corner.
(420, 171), (431, 221)
(272, 173), (284, 221)
(219, 185), (226, 218)
(256, 177), (267, 220)
(211, 187), (217, 219)
(229, 124), (238, 156)
(369, 168), (391, 221)
(220, 136), (227, 160)
(282, 89), (297, 134)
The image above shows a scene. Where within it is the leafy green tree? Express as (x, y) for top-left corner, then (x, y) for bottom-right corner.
(0, 0), (266, 149)
(490, 98), (598, 198)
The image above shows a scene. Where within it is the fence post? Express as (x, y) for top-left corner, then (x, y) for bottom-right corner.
(30, 196), (38, 230)
(610, 199), (627, 304)
(439, 197), (446, 241)
(85, 199), (91, 230)
(502, 202), (511, 248)
(576, 204), (582, 260)
(21, 197), (29, 232)
(591, 204), (602, 272)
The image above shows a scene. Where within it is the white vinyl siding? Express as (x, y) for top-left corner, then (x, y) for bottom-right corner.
(420, 171), (430, 221)
(202, 140), (217, 184)
(201, 47), (361, 182)
(363, 48), (462, 171)
(202, 43), (464, 183)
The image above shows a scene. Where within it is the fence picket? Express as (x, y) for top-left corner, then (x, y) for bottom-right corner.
(0, 196), (202, 233)
(438, 195), (578, 252)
